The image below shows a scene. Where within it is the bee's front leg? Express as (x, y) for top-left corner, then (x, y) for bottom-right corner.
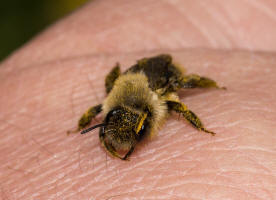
(99, 134), (125, 160)
(67, 104), (102, 134)
(122, 146), (135, 160)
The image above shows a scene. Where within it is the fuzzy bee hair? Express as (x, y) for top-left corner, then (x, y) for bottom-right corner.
(70, 54), (225, 160)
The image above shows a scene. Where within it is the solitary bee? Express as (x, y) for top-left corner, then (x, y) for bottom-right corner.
(72, 54), (225, 160)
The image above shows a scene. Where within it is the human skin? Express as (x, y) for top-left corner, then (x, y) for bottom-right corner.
(1, 0), (276, 199)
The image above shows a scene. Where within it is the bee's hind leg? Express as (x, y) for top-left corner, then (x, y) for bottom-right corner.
(167, 101), (216, 135)
(180, 74), (226, 89)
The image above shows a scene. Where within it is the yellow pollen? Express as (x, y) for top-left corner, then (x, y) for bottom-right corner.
(136, 113), (147, 134)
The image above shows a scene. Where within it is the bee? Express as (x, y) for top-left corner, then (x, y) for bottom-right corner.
(71, 54), (225, 160)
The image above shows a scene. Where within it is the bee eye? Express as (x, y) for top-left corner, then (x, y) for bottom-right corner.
(137, 122), (147, 140)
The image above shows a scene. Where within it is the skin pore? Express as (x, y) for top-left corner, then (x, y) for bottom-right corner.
(0, 0), (276, 199)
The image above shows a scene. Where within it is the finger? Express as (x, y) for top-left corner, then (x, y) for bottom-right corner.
(4, 0), (276, 70)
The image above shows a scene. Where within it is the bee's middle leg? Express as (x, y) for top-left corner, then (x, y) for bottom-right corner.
(105, 63), (121, 94)
(167, 101), (216, 135)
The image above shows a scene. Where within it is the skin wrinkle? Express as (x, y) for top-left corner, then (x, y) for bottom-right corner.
(1, 1), (276, 71)
(103, 189), (185, 200)
(198, 2), (235, 47)
(102, 161), (172, 198)
(172, 5), (218, 47)
(197, 3), (232, 47)
(140, 166), (168, 197)
(216, 2), (252, 50)
(244, 0), (276, 21)
(0, 47), (271, 78)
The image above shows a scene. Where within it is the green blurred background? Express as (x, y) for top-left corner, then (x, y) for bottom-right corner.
(0, 0), (90, 62)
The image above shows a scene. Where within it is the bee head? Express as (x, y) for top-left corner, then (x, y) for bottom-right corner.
(80, 106), (149, 151)
(100, 106), (148, 150)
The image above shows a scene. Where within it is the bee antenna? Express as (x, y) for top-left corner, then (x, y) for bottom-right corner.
(81, 123), (106, 134)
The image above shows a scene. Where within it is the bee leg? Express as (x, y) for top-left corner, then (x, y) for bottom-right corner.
(105, 63), (121, 94)
(104, 141), (124, 160)
(99, 135), (124, 160)
(180, 74), (226, 89)
(78, 104), (102, 129)
(167, 101), (216, 135)
(67, 104), (102, 134)
(122, 146), (135, 160)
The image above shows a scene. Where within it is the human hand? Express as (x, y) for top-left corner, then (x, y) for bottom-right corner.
(1, 1), (276, 199)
